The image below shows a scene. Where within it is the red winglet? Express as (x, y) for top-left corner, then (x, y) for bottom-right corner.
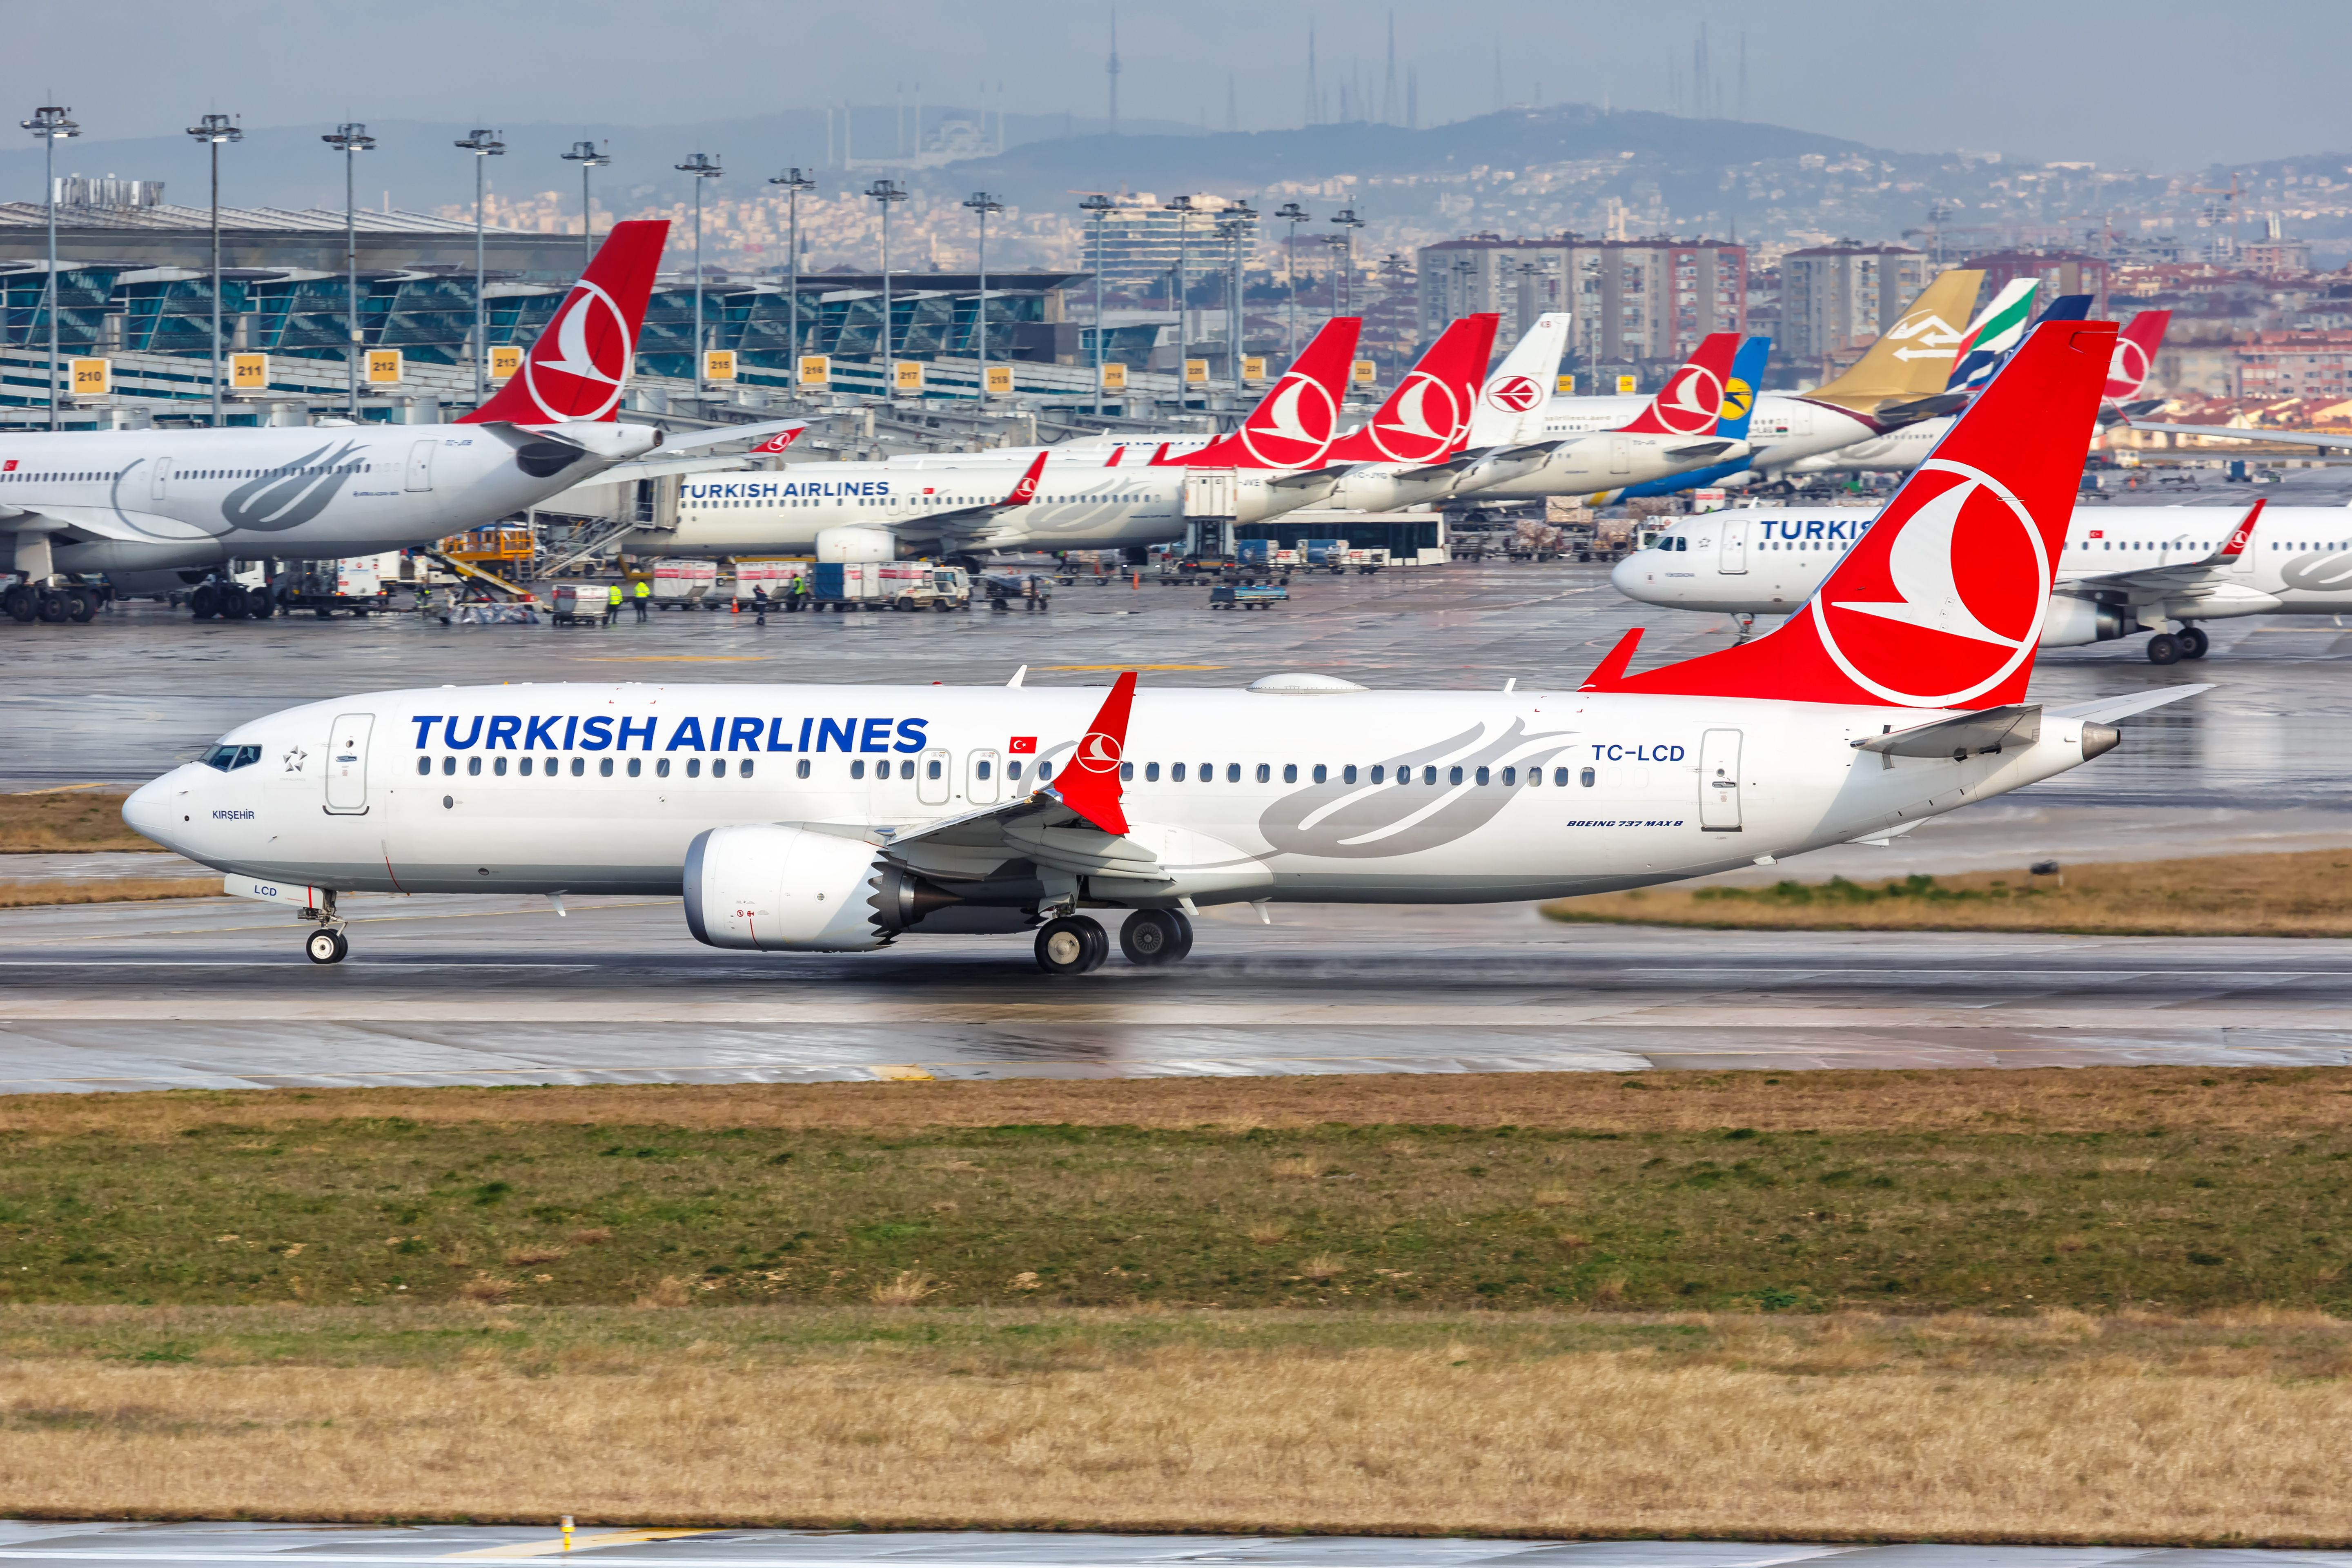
(459, 219), (670, 425)
(1004, 450), (1049, 506)
(1053, 671), (1136, 836)
(2216, 497), (2264, 559)
(1580, 628), (1644, 691)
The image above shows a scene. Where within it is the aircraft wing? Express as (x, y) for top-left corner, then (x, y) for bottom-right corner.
(2062, 499), (2266, 599)
(655, 418), (810, 454)
(2125, 421), (2352, 451)
(2047, 685), (2212, 725)
(880, 450), (1052, 549)
(0, 504), (219, 545)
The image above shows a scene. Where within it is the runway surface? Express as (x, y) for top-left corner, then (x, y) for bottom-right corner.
(0, 1523), (2346, 1568)
(5, 467), (2352, 1091)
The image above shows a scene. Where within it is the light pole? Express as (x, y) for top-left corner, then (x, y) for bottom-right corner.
(1164, 194), (1196, 361)
(185, 113), (239, 428)
(768, 167), (815, 385)
(1330, 205), (1364, 319)
(21, 106), (79, 431)
(561, 140), (611, 277)
(866, 178), (907, 371)
(676, 152), (723, 402)
(962, 191), (1004, 400)
(1079, 194), (1111, 414)
(455, 129), (503, 412)
(1218, 201), (1255, 388)
(1274, 201), (1308, 360)
(321, 124), (375, 419)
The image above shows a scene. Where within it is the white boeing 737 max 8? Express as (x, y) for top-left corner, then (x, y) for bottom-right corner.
(125, 321), (2198, 974)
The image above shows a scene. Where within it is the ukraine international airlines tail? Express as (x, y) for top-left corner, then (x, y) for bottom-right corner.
(125, 320), (2193, 974)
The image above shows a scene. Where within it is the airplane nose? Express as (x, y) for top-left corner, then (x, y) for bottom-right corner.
(1609, 554), (1646, 599)
(122, 774), (183, 849)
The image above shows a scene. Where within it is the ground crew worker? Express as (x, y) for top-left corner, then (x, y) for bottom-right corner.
(605, 582), (621, 626)
(788, 574), (809, 613)
(752, 584), (770, 627)
(632, 576), (651, 623)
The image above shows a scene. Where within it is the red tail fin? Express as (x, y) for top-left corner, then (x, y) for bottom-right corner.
(1054, 671), (1136, 835)
(1609, 321), (2118, 711)
(1322, 314), (1499, 464)
(2105, 310), (2171, 402)
(1173, 317), (1362, 469)
(459, 219), (670, 425)
(1614, 333), (1741, 437)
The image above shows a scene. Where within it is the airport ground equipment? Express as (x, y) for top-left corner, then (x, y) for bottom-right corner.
(1209, 583), (1288, 610)
(548, 584), (612, 626)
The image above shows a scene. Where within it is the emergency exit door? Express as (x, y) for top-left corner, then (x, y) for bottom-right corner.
(150, 457), (174, 503)
(324, 713), (373, 814)
(1699, 728), (1742, 831)
(917, 747), (953, 806)
(1717, 517), (1748, 574)
(1608, 435), (1632, 475)
(967, 748), (1002, 805)
(404, 440), (437, 492)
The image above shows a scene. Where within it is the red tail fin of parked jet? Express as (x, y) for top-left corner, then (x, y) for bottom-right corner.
(1322, 313), (1499, 464)
(1613, 332), (1742, 437)
(1599, 321), (2118, 711)
(2105, 310), (2171, 402)
(460, 219), (670, 425)
(1164, 316), (1362, 469)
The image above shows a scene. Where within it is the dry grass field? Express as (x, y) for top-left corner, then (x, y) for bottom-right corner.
(1545, 849), (2352, 936)
(0, 1305), (2347, 1541)
(0, 788), (146, 852)
(0, 877), (215, 907)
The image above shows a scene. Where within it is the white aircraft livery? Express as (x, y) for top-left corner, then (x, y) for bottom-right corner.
(125, 321), (2198, 975)
(1613, 494), (2352, 663)
(1, 221), (676, 625)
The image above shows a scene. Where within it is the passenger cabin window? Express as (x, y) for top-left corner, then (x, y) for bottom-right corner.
(795, 759), (811, 779)
(599, 758), (614, 777)
(850, 760), (865, 780)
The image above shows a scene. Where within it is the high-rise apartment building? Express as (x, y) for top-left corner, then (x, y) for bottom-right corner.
(1416, 234), (1746, 367)
(1781, 243), (1936, 371)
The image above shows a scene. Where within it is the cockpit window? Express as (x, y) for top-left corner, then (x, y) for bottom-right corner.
(200, 744), (263, 771)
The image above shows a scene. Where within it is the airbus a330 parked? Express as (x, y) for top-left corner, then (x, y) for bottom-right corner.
(1, 221), (693, 626)
(126, 320), (2196, 974)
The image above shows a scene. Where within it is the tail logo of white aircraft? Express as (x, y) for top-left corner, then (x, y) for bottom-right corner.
(1073, 730), (1123, 773)
(1238, 374), (1339, 468)
(2105, 337), (2153, 399)
(1815, 458), (2050, 707)
(521, 280), (633, 422)
(1886, 310), (1967, 363)
(1648, 365), (1724, 436)
(1485, 374), (1543, 413)
(1368, 372), (1467, 462)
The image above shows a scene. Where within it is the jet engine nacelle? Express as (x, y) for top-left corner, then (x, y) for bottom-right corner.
(2039, 595), (2136, 648)
(815, 526), (903, 564)
(683, 823), (1029, 951)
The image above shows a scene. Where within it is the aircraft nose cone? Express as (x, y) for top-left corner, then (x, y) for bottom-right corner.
(1609, 553), (1646, 599)
(122, 774), (182, 850)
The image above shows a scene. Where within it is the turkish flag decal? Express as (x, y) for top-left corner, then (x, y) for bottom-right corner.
(1008, 736), (1037, 754)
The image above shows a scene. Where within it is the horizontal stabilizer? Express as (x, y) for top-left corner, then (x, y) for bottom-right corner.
(1854, 704), (2040, 759)
(2046, 684), (2212, 725)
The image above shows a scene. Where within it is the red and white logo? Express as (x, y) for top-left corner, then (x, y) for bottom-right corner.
(1006, 453), (1048, 504)
(1486, 374), (1543, 413)
(2, 460), (15, 472)
(749, 427), (804, 454)
(1645, 364), (1725, 436)
(519, 280), (634, 422)
(2104, 336), (2154, 401)
(1008, 736), (1037, 754)
(1073, 730), (1123, 773)
(1812, 459), (2051, 707)
(1366, 372), (1468, 463)
(1238, 374), (1339, 468)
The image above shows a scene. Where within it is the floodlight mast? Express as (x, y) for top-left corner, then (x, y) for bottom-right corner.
(321, 124), (376, 419)
(186, 113), (241, 428)
(677, 152), (724, 401)
(866, 178), (909, 375)
(963, 191), (1005, 400)
(768, 167), (816, 396)
(1274, 202), (1308, 361)
(455, 129), (504, 412)
(22, 106), (80, 431)
(1079, 194), (1111, 414)
(561, 140), (612, 276)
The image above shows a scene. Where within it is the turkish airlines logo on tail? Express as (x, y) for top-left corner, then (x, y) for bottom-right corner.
(1813, 459), (2051, 706)
(1486, 374), (1542, 413)
(1366, 372), (1468, 462)
(2105, 338), (2154, 400)
(1238, 374), (1339, 468)
(519, 281), (634, 422)
(1644, 364), (1725, 435)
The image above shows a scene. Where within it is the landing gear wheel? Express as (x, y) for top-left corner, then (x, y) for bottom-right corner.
(2146, 632), (2182, 665)
(66, 588), (98, 623)
(305, 929), (348, 965)
(36, 591), (68, 623)
(1120, 909), (1193, 965)
(1034, 915), (1108, 976)
(2179, 626), (2209, 659)
(3, 586), (33, 623)
(189, 584), (218, 621)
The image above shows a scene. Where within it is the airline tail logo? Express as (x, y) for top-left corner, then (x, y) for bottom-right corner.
(1886, 310), (1967, 363)
(1006, 452), (1049, 505)
(1239, 374), (1340, 468)
(461, 218), (668, 425)
(1486, 374), (1543, 413)
(1816, 459), (2050, 706)
(1331, 312), (1496, 464)
(748, 427), (805, 454)
(2105, 311), (2171, 401)
(1619, 333), (1739, 437)
(1720, 378), (1754, 425)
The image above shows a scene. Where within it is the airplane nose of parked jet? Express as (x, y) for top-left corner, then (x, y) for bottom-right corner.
(1609, 552), (1649, 599)
(122, 773), (183, 851)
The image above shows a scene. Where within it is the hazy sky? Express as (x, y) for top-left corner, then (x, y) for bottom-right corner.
(2, 0), (2342, 173)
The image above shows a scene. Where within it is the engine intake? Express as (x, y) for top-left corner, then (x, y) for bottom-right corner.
(2040, 595), (2135, 648)
(684, 824), (893, 951)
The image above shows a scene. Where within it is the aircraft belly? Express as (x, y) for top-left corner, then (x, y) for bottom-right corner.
(56, 537), (229, 572)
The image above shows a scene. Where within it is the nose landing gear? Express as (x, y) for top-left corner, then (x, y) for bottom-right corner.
(300, 890), (349, 964)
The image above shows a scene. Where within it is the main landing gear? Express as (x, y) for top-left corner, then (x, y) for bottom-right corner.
(301, 891), (349, 964)
(2146, 626), (2209, 665)
(1033, 909), (1195, 976)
